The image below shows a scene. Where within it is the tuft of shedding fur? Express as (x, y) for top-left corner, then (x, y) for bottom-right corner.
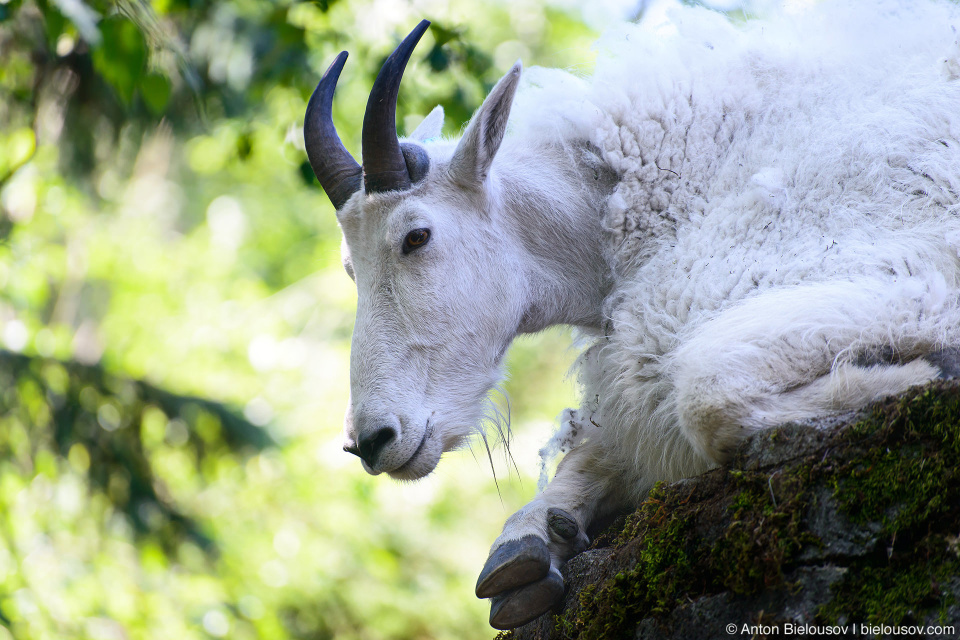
(537, 408), (599, 493)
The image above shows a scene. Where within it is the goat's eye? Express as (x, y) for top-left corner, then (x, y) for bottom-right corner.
(402, 228), (430, 254)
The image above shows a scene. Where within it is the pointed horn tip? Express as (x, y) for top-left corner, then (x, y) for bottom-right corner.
(307, 51), (349, 109)
(323, 51), (349, 81)
(403, 19), (431, 46)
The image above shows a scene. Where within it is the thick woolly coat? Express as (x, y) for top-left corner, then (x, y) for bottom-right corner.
(511, 2), (960, 505)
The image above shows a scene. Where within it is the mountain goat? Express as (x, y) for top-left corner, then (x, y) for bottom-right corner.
(304, 2), (960, 629)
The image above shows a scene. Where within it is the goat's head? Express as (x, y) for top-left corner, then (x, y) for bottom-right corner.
(306, 21), (528, 480)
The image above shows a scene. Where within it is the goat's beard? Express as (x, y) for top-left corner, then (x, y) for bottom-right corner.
(386, 370), (512, 482)
(474, 385), (518, 481)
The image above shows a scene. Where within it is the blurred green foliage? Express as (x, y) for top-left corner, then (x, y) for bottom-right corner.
(0, 0), (599, 638)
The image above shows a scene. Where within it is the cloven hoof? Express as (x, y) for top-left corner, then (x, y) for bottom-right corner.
(489, 568), (565, 630)
(476, 535), (551, 598)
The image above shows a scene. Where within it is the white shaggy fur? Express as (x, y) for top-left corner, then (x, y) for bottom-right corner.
(334, 0), (960, 622)
(488, 0), (960, 535)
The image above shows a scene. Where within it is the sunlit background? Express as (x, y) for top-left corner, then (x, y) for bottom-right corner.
(0, 0), (749, 638)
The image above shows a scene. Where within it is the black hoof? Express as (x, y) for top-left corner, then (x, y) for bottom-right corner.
(489, 570), (564, 630)
(476, 535), (550, 598)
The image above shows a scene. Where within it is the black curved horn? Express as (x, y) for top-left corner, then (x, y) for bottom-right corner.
(305, 51), (362, 209)
(362, 20), (430, 194)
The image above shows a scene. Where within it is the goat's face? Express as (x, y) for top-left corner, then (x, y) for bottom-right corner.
(337, 172), (524, 479)
(305, 22), (525, 479)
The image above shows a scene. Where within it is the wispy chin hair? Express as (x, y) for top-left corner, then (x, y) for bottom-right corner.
(472, 384), (520, 492)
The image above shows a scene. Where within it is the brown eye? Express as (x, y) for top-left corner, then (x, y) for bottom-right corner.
(402, 228), (430, 254)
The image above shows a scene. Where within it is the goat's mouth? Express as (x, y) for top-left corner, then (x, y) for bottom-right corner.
(388, 421), (440, 481)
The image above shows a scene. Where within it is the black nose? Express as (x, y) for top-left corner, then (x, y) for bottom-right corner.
(347, 425), (397, 468)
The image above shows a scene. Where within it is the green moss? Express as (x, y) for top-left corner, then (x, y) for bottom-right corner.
(547, 382), (960, 639)
(819, 537), (960, 625)
(561, 486), (701, 639)
(624, 513), (695, 615)
(712, 467), (815, 595)
(831, 444), (949, 533)
(612, 481), (669, 546)
(818, 383), (960, 625)
(831, 386), (960, 535)
(556, 459), (824, 638)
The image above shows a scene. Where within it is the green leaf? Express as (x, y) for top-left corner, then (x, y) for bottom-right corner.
(91, 16), (147, 105)
(139, 73), (171, 114)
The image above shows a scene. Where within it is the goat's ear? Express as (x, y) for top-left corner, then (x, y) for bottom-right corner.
(449, 61), (522, 187)
(409, 105), (444, 142)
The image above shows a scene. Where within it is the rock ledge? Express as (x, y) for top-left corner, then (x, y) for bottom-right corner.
(502, 381), (960, 640)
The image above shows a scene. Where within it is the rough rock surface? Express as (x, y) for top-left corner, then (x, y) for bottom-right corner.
(499, 381), (960, 640)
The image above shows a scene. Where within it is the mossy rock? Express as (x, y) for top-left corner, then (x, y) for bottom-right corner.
(501, 380), (960, 640)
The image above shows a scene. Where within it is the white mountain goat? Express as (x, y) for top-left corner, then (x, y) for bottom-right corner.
(304, 2), (960, 629)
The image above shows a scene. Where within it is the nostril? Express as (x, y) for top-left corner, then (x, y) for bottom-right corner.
(357, 426), (397, 467)
(343, 442), (361, 458)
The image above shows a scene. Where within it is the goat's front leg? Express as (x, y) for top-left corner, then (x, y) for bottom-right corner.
(476, 425), (621, 629)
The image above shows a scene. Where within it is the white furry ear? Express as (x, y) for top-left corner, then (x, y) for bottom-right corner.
(409, 105), (445, 141)
(449, 61), (522, 187)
